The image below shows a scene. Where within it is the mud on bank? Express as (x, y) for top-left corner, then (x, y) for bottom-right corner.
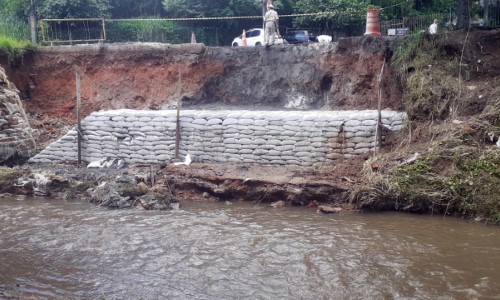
(0, 155), (366, 212)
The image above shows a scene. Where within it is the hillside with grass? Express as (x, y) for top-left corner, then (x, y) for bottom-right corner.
(353, 29), (500, 224)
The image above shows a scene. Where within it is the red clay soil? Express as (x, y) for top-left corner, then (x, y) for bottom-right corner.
(13, 38), (402, 125)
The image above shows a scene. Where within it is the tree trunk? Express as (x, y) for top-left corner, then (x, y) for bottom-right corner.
(456, 0), (471, 29)
(29, 0), (37, 44)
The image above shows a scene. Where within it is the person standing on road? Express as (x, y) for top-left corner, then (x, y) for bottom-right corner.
(429, 19), (438, 34)
(264, 4), (279, 46)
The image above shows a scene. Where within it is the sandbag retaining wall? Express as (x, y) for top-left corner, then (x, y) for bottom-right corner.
(29, 109), (406, 166)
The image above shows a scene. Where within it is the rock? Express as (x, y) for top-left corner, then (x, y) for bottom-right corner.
(137, 182), (148, 194)
(87, 157), (126, 169)
(136, 191), (173, 210)
(170, 202), (180, 210)
(270, 200), (285, 208)
(287, 190), (306, 206)
(90, 181), (131, 208)
(317, 205), (342, 214)
(13, 178), (34, 195)
(0, 67), (36, 164)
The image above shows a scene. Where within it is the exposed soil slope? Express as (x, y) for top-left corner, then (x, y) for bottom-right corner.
(10, 38), (401, 122)
(1, 30), (499, 222)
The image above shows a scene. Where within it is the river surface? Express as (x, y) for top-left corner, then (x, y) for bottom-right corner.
(0, 196), (499, 299)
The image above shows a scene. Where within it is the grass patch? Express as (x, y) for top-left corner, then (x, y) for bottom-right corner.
(392, 33), (462, 120)
(371, 149), (500, 224)
(0, 35), (34, 62)
(0, 12), (34, 62)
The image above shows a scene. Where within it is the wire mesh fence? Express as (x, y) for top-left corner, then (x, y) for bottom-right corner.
(380, 13), (453, 35)
(39, 19), (105, 45)
(36, 7), (500, 46)
(483, 2), (500, 27)
(379, 3), (500, 36)
(38, 18), (258, 46)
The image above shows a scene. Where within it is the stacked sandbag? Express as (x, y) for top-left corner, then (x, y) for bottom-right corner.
(29, 109), (406, 166)
(0, 66), (37, 162)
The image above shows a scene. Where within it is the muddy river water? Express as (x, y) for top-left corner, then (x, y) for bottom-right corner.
(0, 196), (499, 299)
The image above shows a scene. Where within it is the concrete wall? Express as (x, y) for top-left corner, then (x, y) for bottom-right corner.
(29, 109), (406, 166)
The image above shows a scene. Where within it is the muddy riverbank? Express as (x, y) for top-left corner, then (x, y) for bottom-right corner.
(1, 155), (366, 212)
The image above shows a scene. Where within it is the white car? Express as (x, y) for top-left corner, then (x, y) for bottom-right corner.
(231, 28), (286, 46)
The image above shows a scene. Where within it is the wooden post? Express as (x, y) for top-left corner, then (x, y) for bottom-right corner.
(102, 19), (107, 41)
(374, 61), (385, 156)
(76, 70), (82, 164)
(175, 70), (182, 159)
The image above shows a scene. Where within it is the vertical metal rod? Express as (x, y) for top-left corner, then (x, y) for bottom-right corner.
(102, 19), (107, 41)
(76, 70), (82, 165)
(262, 0), (265, 30)
(175, 70), (182, 159)
(374, 62), (385, 156)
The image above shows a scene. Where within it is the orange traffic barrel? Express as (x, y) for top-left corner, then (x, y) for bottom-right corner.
(242, 29), (247, 46)
(364, 9), (381, 36)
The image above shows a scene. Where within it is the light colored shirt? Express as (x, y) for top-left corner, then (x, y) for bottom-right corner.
(429, 23), (437, 34)
(264, 9), (278, 23)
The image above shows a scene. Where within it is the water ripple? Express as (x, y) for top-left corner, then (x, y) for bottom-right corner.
(0, 197), (499, 299)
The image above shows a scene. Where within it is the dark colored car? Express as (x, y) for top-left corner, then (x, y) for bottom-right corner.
(283, 30), (318, 44)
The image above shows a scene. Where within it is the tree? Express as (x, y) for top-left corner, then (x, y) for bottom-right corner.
(38, 0), (111, 19)
(162, 0), (263, 45)
(456, 0), (471, 29)
(109, 0), (165, 18)
(0, 0), (31, 17)
(293, 0), (371, 34)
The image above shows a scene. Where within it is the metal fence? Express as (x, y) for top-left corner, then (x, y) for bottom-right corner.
(380, 13), (452, 35)
(37, 8), (500, 46)
(484, 2), (500, 27)
(38, 18), (268, 46)
(380, 4), (500, 36)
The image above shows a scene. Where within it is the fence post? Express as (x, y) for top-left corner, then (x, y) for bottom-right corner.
(175, 70), (182, 159)
(76, 70), (82, 165)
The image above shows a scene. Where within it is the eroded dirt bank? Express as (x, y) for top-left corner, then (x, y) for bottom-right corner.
(1, 31), (499, 223)
(13, 37), (401, 121)
(2, 38), (398, 213)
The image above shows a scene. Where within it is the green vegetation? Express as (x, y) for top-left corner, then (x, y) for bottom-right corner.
(386, 148), (500, 223)
(0, 36), (33, 62)
(0, 11), (33, 62)
(352, 30), (500, 224)
(0, 0), (470, 45)
(392, 33), (465, 120)
(0, 11), (29, 40)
